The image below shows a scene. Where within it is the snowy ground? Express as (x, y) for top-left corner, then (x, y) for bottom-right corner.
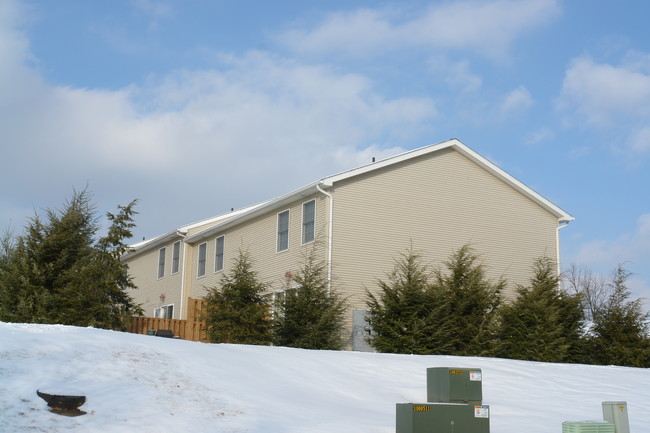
(0, 322), (647, 433)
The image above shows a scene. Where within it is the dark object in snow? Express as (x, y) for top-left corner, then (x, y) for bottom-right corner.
(37, 390), (86, 416)
(155, 329), (174, 338)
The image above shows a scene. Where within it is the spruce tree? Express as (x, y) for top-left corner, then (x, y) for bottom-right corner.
(589, 265), (650, 367)
(0, 188), (141, 328)
(430, 244), (504, 357)
(495, 257), (584, 362)
(272, 249), (347, 350)
(204, 249), (272, 345)
(54, 200), (142, 329)
(366, 248), (445, 354)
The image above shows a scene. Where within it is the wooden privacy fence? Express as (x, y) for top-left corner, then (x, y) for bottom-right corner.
(128, 298), (208, 343)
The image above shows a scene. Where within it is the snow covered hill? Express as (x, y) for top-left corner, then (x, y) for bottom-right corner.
(1, 322), (647, 433)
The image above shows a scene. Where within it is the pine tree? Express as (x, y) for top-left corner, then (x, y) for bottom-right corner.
(589, 264), (650, 367)
(204, 249), (272, 345)
(54, 200), (142, 329)
(272, 249), (347, 350)
(366, 247), (445, 354)
(430, 244), (504, 357)
(0, 188), (142, 328)
(495, 257), (584, 362)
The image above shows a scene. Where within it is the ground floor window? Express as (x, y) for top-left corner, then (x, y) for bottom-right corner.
(154, 304), (174, 319)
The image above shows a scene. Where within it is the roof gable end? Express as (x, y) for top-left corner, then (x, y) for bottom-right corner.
(321, 138), (574, 222)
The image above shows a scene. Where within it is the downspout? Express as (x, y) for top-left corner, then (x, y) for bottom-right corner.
(177, 230), (187, 319)
(556, 221), (570, 277)
(316, 183), (333, 295)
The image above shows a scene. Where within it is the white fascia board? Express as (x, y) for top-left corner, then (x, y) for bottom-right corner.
(321, 138), (461, 186)
(178, 203), (267, 233)
(122, 230), (182, 260)
(184, 182), (322, 244)
(321, 138), (574, 223)
(124, 203), (270, 260)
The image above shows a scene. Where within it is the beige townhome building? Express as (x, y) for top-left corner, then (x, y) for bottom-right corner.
(122, 138), (573, 350)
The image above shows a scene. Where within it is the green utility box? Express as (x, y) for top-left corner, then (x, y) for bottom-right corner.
(397, 367), (489, 433)
(396, 403), (490, 433)
(562, 421), (615, 433)
(427, 367), (483, 403)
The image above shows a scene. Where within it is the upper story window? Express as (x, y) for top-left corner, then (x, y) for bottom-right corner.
(277, 210), (290, 252)
(302, 199), (315, 244)
(198, 242), (207, 277)
(215, 236), (225, 272)
(171, 241), (181, 274)
(157, 247), (166, 279)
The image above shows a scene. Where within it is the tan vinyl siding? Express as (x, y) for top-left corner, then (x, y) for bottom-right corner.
(124, 142), (567, 340)
(187, 193), (329, 299)
(330, 147), (559, 311)
(125, 238), (185, 319)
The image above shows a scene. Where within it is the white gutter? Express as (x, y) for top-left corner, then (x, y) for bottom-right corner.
(556, 221), (571, 276)
(316, 183), (333, 295)
(177, 229), (188, 319)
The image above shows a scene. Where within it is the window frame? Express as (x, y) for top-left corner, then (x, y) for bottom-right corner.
(157, 247), (166, 279)
(301, 199), (316, 245)
(197, 242), (207, 278)
(154, 304), (174, 319)
(276, 209), (290, 252)
(171, 241), (181, 275)
(214, 235), (225, 273)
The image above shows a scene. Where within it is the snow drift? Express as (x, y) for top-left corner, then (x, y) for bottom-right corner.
(0, 322), (647, 432)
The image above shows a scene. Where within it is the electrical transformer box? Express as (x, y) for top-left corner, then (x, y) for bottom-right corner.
(426, 367), (483, 403)
(396, 403), (490, 433)
(561, 421), (615, 433)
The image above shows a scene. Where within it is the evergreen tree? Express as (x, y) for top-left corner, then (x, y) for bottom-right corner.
(589, 265), (650, 367)
(430, 244), (504, 357)
(0, 188), (141, 328)
(204, 249), (272, 345)
(272, 249), (347, 350)
(495, 257), (584, 362)
(366, 247), (446, 354)
(0, 229), (13, 269)
(54, 200), (142, 329)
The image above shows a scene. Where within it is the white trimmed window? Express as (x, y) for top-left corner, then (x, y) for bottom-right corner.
(154, 304), (174, 319)
(277, 210), (290, 252)
(198, 242), (207, 277)
(272, 288), (297, 313)
(157, 247), (166, 279)
(302, 199), (315, 244)
(215, 236), (225, 272)
(171, 241), (181, 274)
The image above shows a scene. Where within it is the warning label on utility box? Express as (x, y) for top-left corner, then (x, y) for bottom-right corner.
(469, 371), (482, 381)
(474, 406), (489, 418)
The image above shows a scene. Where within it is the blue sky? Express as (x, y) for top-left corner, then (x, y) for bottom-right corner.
(1, 0), (649, 302)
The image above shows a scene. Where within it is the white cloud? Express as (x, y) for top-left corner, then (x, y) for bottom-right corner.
(278, 0), (560, 59)
(278, 8), (399, 57)
(428, 56), (483, 93)
(558, 55), (650, 157)
(0, 6), (437, 239)
(133, 0), (174, 21)
(524, 127), (554, 145)
(572, 213), (650, 300)
(628, 127), (650, 153)
(558, 56), (650, 127)
(498, 86), (533, 118)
